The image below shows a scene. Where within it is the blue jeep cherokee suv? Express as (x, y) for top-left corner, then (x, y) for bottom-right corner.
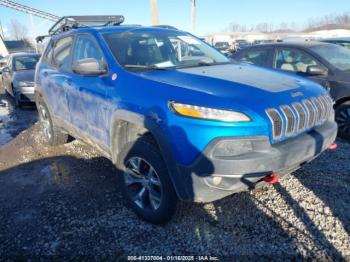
(35, 16), (337, 223)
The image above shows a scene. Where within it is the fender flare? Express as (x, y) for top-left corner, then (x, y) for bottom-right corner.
(109, 109), (193, 201)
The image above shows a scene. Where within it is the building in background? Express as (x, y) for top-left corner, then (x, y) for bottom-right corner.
(202, 29), (350, 46)
(4, 39), (35, 53)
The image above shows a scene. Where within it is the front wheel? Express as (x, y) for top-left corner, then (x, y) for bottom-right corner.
(335, 101), (350, 141)
(117, 137), (178, 224)
(37, 99), (69, 146)
(13, 91), (22, 108)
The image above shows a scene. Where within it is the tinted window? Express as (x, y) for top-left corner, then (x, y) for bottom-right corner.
(72, 34), (106, 69)
(53, 36), (73, 70)
(274, 48), (320, 73)
(13, 55), (40, 71)
(238, 49), (270, 66)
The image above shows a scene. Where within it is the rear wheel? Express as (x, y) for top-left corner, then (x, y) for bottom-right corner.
(117, 137), (177, 224)
(37, 99), (69, 146)
(335, 101), (350, 141)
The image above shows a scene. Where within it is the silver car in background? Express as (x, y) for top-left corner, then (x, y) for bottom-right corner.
(1, 53), (40, 107)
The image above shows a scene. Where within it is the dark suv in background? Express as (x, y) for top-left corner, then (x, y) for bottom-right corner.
(231, 42), (350, 140)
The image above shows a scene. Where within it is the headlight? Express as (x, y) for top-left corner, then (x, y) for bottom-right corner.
(169, 102), (251, 122)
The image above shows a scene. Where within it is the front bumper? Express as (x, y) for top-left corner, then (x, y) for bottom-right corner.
(18, 86), (35, 102)
(178, 120), (337, 202)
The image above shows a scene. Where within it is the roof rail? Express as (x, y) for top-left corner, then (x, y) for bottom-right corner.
(36, 15), (125, 42)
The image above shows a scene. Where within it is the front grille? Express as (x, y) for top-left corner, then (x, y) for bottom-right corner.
(266, 95), (333, 142)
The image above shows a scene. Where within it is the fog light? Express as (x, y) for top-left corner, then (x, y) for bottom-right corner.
(205, 176), (222, 186)
(212, 176), (222, 186)
(212, 140), (253, 157)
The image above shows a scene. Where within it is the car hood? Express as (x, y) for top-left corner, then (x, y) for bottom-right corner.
(139, 63), (327, 109)
(13, 70), (35, 82)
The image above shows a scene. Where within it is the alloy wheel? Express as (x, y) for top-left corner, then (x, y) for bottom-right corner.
(38, 103), (52, 141)
(124, 156), (162, 210)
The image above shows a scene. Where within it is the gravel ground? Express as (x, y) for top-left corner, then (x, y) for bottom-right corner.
(0, 88), (349, 260)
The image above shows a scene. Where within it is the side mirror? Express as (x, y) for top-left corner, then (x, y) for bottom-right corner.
(2, 67), (9, 73)
(306, 65), (327, 76)
(72, 58), (107, 76)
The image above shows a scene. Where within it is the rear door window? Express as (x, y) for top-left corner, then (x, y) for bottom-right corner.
(53, 36), (74, 70)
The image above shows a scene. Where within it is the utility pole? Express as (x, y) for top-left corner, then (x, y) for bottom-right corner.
(150, 0), (159, 25)
(191, 0), (196, 33)
(0, 19), (4, 39)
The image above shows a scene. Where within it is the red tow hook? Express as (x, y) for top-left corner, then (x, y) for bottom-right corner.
(328, 143), (337, 150)
(263, 173), (279, 185)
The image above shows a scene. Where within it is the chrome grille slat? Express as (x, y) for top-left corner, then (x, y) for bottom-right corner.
(324, 96), (334, 119)
(280, 105), (295, 136)
(267, 95), (333, 142)
(319, 96), (328, 120)
(312, 97), (323, 124)
(303, 100), (316, 128)
(292, 103), (306, 131)
(266, 108), (283, 140)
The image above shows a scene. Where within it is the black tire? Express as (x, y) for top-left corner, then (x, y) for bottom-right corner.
(117, 137), (177, 224)
(335, 101), (350, 141)
(13, 91), (22, 108)
(36, 98), (69, 146)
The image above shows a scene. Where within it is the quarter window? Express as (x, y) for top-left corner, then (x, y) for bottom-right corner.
(53, 36), (73, 70)
(42, 41), (54, 64)
(274, 49), (320, 73)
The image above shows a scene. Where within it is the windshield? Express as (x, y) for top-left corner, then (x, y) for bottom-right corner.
(13, 55), (40, 71)
(103, 30), (229, 70)
(313, 45), (350, 71)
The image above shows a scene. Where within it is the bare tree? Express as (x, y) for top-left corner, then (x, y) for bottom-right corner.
(8, 19), (27, 40)
(255, 23), (268, 33)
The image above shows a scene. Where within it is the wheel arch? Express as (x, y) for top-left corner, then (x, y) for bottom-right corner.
(335, 96), (350, 108)
(109, 110), (192, 201)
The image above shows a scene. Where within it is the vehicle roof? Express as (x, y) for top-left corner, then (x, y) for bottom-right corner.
(249, 41), (332, 49)
(10, 52), (40, 57)
(320, 37), (350, 42)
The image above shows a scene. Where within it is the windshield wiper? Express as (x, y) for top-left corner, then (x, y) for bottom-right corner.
(196, 61), (215, 66)
(176, 61), (232, 69)
(124, 64), (171, 70)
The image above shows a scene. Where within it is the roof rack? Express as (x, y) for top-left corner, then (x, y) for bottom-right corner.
(153, 25), (178, 30)
(36, 15), (125, 42)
